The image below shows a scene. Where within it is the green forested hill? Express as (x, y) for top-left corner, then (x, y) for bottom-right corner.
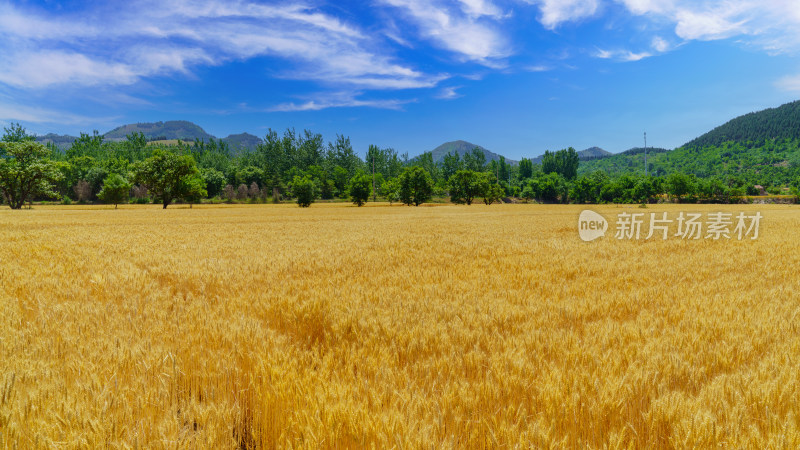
(683, 100), (800, 148)
(429, 140), (512, 163)
(221, 133), (263, 152)
(579, 100), (800, 185)
(104, 121), (215, 141)
(579, 139), (800, 185)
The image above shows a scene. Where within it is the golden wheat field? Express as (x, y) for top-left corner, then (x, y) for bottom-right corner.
(1, 203), (800, 448)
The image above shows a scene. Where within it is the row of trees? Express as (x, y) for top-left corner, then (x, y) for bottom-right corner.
(580, 138), (800, 188)
(2, 123), (798, 209)
(520, 170), (771, 204)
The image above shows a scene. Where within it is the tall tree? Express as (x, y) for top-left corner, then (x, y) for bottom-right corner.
(470, 147), (486, 171)
(181, 174), (208, 208)
(448, 170), (482, 205)
(327, 134), (362, 177)
(2, 122), (35, 143)
(518, 157), (533, 180)
(132, 149), (203, 208)
(97, 173), (132, 208)
(542, 148), (579, 180)
(440, 151), (462, 181)
(398, 166), (433, 206)
(291, 175), (317, 207)
(0, 141), (63, 209)
(348, 171), (372, 206)
(412, 151), (440, 184)
(257, 129), (288, 200)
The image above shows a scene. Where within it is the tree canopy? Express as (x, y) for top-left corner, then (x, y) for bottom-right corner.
(0, 140), (63, 209)
(132, 149), (202, 208)
(398, 166), (433, 206)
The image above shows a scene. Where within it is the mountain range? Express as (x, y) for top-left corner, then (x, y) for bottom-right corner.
(31, 99), (800, 166)
(36, 120), (264, 153)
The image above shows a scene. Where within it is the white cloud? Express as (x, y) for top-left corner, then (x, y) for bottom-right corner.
(651, 36), (670, 52)
(522, 0), (800, 55)
(673, 7), (747, 41)
(269, 92), (414, 111)
(621, 50), (652, 61)
(525, 0), (600, 29)
(0, 52), (139, 89)
(594, 48), (614, 59)
(775, 74), (800, 92)
(0, 1), (442, 94)
(614, 0), (800, 52)
(457, 0), (505, 18)
(0, 100), (117, 126)
(435, 86), (463, 99)
(616, 0), (673, 15)
(525, 65), (553, 72)
(593, 48), (652, 61)
(380, 0), (510, 62)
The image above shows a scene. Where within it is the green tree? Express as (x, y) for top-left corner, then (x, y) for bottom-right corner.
(382, 178), (400, 204)
(632, 177), (658, 203)
(348, 172), (372, 206)
(666, 172), (694, 202)
(482, 182), (504, 205)
(521, 180), (537, 202)
(327, 134), (362, 177)
(0, 141), (63, 209)
(331, 165), (349, 196)
(542, 148), (580, 180)
(398, 166), (433, 206)
(518, 158), (533, 180)
(2, 122), (35, 143)
(538, 172), (567, 203)
(200, 168), (227, 198)
(132, 149), (201, 209)
(181, 174), (208, 208)
(465, 147), (486, 172)
(448, 170), (482, 205)
(234, 165), (265, 187)
(440, 152), (462, 181)
(571, 175), (598, 204)
(97, 173), (131, 208)
(412, 151), (440, 185)
(291, 175), (317, 207)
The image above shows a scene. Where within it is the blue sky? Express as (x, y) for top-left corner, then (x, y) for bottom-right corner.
(1, 0), (799, 160)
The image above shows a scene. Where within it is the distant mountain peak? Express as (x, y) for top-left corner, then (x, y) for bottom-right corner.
(103, 120), (214, 141)
(35, 120), (264, 151)
(428, 140), (516, 164)
(221, 132), (263, 151)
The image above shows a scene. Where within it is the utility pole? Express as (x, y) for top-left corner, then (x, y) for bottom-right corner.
(372, 153), (376, 202)
(644, 132), (648, 176)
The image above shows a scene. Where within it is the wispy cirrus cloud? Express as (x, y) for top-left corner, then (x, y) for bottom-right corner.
(0, 1), (441, 94)
(616, 0), (800, 51)
(379, 0), (511, 63)
(435, 86), (463, 99)
(522, 0), (601, 29)
(269, 92), (416, 112)
(0, 99), (119, 126)
(594, 48), (652, 61)
(519, 0), (800, 57)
